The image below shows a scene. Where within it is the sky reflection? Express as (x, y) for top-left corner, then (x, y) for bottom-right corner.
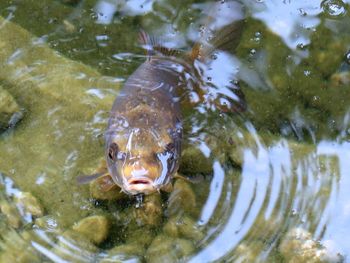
(250, 0), (321, 50)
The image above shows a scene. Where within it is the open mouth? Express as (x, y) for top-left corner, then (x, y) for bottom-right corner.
(129, 179), (151, 185)
(126, 177), (155, 194)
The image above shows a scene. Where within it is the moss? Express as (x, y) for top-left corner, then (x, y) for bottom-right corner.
(0, 201), (22, 229)
(145, 235), (194, 263)
(179, 146), (213, 175)
(0, 15), (120, 228)
(0, 230), (41, 263)
(166, 178), (197, 218)
(14, 192), (44, 218)
(0, 86), (22, 131)
(72, 215), (110, 245)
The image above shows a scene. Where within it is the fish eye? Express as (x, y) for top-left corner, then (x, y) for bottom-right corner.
(108, 143), (119, 161)
(165, 142), (175, 152)
(108, 143), (127, 161)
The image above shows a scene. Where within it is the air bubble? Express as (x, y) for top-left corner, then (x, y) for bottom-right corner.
(298, 8), (307, 16)
(346, 51), (350, 64)
(291, 209), (298, 216)
(312, 95), (320, 102)
(297, 43), (305, 50)
(321, 0), (347, 17)
(90, 12), (98, 20)
(304, 70), (311, 76)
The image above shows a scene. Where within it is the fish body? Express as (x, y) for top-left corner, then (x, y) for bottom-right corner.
(105, 55), (185, 195)
(105, 1), (246, 195)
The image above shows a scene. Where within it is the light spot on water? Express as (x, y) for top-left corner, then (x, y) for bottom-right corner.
(86, 88), (105, 99)
(298, 8), (307, 16)
(35, 172), (46, 185)
(95, 34), (109, 41)
(304, 70), (311, 76)
(94, 1), (116, 24)
(346, 51), (350, 64)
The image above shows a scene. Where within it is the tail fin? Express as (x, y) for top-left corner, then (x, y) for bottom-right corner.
(189, 0), (245, 61)
(188, 1), (247, 113)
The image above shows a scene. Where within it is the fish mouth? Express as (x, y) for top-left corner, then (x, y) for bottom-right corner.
(125, 177), (155, 194)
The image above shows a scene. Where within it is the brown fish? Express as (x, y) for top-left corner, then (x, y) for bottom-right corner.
(105, 33), (184, 195)
(104, 2), (245, 195)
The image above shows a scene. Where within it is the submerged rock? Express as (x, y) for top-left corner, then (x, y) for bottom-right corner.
(145, 235), (194, 263)
(72, 215), (110, 245)
(0, 15), (120, 228)
(167, 178), (197, 218)
(34, 215), (60, 233)
(0, 229), (41, 263)
(0, 86), (22, 132)
(116, 194), (163, 228)
(101, 243), (143, 263)
(330, 71), (350, 87)
(279, 227), (343, 263)
(14, 192), (44, 218)
(163, 215), (204, 243)
(0, 201), (22, 229)
(117, 194), (163, 229)
(179, 147), (213, 175)
(52, 230), (99, 262)
(125, 227), (155, 248)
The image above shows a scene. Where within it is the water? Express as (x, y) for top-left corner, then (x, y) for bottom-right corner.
(0, 0), (350, 262)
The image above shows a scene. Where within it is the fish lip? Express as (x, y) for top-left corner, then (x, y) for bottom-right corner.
(127, 177), (153, 185)
(125, 177), (156, 194)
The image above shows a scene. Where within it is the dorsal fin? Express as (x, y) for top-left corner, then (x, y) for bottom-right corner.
(139, 30), (180, 60)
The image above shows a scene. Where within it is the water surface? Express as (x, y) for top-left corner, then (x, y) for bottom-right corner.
(0, 0), (350, 262)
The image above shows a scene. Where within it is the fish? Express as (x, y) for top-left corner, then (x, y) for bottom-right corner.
(105, 32), (184, 195)
(103, 1), (246, 195)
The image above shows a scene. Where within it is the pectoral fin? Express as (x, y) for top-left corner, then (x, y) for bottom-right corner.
(94, 173), (118, 192)
(76, 172), (104, 185)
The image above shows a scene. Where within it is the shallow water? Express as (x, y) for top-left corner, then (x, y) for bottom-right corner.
(0, 0), (350, 262)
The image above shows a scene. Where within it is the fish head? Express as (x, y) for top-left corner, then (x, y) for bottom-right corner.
(105, 125), (181, 195)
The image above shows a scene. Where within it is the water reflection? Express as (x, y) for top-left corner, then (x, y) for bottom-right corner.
(192, 127), (342, 262)
(250, 0), (321, 50)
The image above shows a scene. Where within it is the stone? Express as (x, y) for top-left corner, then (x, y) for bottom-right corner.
(14, 192), (44, 217)
(72, 215), (110, 245)
(145, 235), (195, 263)
(167, 179), (197, 217)
(0, 201), (22, 228)
(279, 228), (343, 263)
(0, 86), (22, 131)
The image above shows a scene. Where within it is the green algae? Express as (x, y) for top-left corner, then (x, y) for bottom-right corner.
(235, 15), (350, 140)
(0, 86), (22, 132)
(0, 15), (120, 228)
